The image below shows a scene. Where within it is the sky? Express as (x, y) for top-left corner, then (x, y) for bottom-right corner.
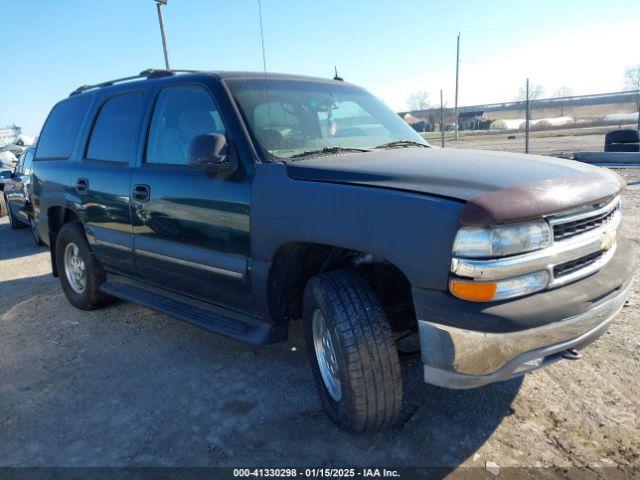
(1, 0), (638, 135)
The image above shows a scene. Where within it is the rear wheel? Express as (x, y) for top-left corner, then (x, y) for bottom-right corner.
(55, 222), (113, 310)
(303, 270), (403, 432)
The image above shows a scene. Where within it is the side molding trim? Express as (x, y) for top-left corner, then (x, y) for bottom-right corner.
(136, 249), (245, 279)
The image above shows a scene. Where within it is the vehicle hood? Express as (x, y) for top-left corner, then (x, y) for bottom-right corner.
(286, 147), (625, 225)
(285, 147), (603, 201)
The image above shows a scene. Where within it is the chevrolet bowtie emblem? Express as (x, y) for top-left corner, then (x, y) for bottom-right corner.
(601, 230), (615, 251)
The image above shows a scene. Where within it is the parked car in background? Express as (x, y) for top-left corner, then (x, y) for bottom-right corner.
(0, 158), (15, 218)
(2, 146), (43, 245)
(32, 69), (634, 432)
(604, 129), (640, 152)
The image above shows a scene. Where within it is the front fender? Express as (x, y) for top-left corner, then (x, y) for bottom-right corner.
(251, 163), (463, 291)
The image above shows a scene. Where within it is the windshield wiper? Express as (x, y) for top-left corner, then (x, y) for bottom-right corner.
(289, 146), (371, 159)
(374, 140), (429, 149)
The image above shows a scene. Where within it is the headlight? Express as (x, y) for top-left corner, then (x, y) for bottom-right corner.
(452, 220), (551, 258)
(449, 271), (549, 302)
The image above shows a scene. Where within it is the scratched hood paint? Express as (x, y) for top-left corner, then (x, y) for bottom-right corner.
(285, 147), (602, 201)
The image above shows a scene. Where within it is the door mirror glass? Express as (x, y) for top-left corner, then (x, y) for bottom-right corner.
(187, 134), (237, 173)
(0, 170), (12, 179)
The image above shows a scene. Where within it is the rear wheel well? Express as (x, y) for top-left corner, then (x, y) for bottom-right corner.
(268, 242), (416, 333)
(47, 207), (82, 276)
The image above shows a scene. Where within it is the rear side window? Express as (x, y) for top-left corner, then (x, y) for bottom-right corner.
(36, 95), (92, 160)
(86, 92), (145, 163)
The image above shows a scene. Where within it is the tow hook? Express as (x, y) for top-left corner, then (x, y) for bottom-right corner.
(563, 349), (582, 360)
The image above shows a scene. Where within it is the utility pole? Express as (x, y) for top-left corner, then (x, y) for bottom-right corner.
(454, 32), (460, 140)
(525, 78), (530, 154)
(154, 0), (170, 69)
(440, 89), (445, 148)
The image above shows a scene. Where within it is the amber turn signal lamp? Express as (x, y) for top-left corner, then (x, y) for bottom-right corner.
(449, 279), (497, 302)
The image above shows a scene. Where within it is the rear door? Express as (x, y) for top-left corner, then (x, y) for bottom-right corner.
(73, 90), (147, 275)
(130, 83), (254, 314)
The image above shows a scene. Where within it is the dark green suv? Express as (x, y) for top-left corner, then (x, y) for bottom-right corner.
(32, 69), (634, 432)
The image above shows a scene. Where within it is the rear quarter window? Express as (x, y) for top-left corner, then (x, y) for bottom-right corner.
(35, 95), (92, 160)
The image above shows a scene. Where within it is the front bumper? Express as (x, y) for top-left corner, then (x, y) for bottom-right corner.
(414, 237), (635, 389)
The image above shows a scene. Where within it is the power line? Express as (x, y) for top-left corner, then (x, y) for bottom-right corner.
(345, 35), (457, 69)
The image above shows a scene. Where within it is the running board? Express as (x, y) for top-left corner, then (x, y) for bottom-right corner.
(100, 275), (283, 345)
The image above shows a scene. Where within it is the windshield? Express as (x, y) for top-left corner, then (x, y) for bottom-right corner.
(226, 78), (429, 159)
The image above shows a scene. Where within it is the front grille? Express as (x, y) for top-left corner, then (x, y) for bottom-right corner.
(553, 205), (618, 241)
(553, 251), (604, 278)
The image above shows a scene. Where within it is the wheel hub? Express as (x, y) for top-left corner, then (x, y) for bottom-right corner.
(63, 243), (87, 294)
(312, 308), (342, 402)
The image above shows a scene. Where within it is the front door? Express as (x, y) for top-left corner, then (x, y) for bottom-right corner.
(130, 84), (254, 314)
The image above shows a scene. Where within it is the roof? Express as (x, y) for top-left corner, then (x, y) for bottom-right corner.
(69, 68), (350, 97)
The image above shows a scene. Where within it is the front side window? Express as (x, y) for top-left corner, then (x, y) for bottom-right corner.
(226, 79), (427, 159)
(36, 95), (92, 160)
(146, 86), (225, 165)
(86, 92), (145, 163)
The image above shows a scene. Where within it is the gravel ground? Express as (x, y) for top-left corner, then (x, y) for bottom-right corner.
(425, 126), (635, 158)
(0, 168), (638, 478)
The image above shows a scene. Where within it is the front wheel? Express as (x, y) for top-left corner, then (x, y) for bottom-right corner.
(303, 270), (403, 432)
(55, 222), (113, 310)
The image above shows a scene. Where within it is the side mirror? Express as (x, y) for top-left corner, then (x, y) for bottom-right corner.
(0, 170), (12, 179)
(187, 134), (237, 174)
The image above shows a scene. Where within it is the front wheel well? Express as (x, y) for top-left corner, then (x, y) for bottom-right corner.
(267, 242), (416, 332)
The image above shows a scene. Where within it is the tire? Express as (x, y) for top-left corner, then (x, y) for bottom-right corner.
(5, 194), (26, 229)
(0, 194), (6, 218)
(605, 129), (639, 145)
(30, 216), (44, 246)
(604, 143), (639, 152)
(55, 221), (113, 310)
(303, 270), (403, 432)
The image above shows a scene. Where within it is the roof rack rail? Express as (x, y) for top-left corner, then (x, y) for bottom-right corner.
(69, 68), (203, 96)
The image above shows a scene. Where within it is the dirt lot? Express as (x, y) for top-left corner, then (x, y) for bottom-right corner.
(424, 125), (638, 158)
(0, 168), (639, 478)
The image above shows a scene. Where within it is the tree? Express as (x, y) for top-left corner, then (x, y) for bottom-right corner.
(517, 83), (544, 103)
(625, 65), (640, 91)
(625, 65), (640, 130)
(553, 86), (574, 115)
(553, 86), (574, 98)
(406, 91), (430, 111)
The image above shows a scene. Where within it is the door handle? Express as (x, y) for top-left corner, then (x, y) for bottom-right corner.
(133, 184), (150, 203)
(75, 178), (89, 194)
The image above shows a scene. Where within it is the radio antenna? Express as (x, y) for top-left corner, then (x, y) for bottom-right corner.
(333, 66), (343, 81)
(256, 0), (273, 148)
(257, 0), (268, 77)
